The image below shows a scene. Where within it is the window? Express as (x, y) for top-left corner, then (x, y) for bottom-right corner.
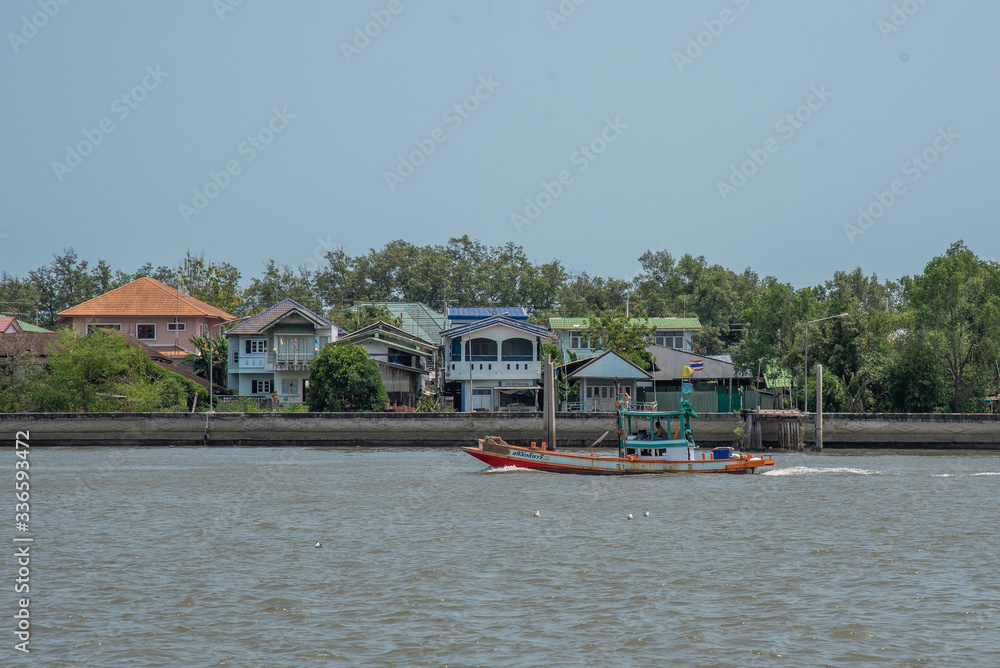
(468, 338), (497, 361)
(251, 380), (273, 394)
(655, 330), (685, 349)
(569, 331), (589, 349)
(245, 339), (267, 354)
(281, 379), (298, 394)
(137, 324), (155, 340)
(232, 350), (239, 365)
(501, 338), (533, 361)
(167, 322), (186, 332)
(451, 339), (462, 359)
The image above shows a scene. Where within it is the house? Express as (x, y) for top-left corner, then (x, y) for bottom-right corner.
(556, 351), (653, 411)
(641, 347), (751, 413)
(335, 320), (437, 411)
(56, 277), (235, 360)
(225, 299), (334, 404)
(0, 317), (23, 334)
(441, 313), (553, 412)
(358, 302), (446, 344)
(548, 317), (702, 360)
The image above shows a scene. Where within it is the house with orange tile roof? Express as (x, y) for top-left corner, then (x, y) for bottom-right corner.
(56, 277), (235, 360)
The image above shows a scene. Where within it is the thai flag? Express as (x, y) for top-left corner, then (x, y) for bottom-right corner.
(690, 360), (704, 371)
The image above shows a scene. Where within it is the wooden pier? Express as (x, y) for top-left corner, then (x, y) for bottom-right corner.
(742, 408), (805, 451)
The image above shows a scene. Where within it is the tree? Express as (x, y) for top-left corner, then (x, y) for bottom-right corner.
(307, 343), (388, 412)
(38, 329), (203, 412)
(587, 306), (655, 369)
(329, 303), (403, 333)
(185, 332), (228, 388)
(243, 260), (320, 315)
(903, 241), (1000, 412)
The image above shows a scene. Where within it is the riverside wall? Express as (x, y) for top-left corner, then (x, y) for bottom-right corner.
(2, 412), (1000, 449)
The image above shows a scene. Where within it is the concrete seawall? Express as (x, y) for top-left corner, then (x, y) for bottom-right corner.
(3, 412), (1000, 448)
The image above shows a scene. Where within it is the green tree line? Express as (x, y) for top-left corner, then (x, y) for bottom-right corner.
(3, 238), (999, 413)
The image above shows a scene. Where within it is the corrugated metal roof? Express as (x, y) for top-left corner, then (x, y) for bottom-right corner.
(225, 299), (330, 336)
(448, 307), (528, 319)
(441, 315), (550, 338)
(548, 317), (702, 329)
(16, 321), (50, 333)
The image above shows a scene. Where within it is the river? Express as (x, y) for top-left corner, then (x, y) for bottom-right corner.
(21, 447), (1000, 666)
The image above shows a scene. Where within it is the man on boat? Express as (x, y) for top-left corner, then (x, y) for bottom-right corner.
(654, 420), (669, 439)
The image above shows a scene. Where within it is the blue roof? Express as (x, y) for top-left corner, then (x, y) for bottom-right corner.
(441, 315), (549, 338)
(448, 307), (527, 320)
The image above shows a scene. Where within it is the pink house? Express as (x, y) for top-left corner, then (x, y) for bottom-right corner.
(56, 277), (235, 360)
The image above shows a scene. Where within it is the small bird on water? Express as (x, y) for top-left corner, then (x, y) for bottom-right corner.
(627, 514), (634, 521)
(533, 511), (541, 517)
(644, 510), (650, 517)
(314, 542), (322, 548)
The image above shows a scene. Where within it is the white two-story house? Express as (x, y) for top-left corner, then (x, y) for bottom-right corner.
(441, 314), (553, 412)
(225, 299), (335, 404)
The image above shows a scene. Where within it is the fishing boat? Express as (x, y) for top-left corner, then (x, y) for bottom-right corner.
(462, 395), (774, 475)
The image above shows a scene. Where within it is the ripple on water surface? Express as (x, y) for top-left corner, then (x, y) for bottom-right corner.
(30, 447), (1000, 666)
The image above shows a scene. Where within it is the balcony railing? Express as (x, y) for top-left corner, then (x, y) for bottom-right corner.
(266, 352), (316, 371)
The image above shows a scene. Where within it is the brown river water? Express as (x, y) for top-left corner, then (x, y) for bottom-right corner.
(15, 447), (1000, 666)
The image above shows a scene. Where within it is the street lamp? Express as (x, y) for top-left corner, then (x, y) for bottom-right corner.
(804, 313), (849, 412)
(209, 316), (253, 412)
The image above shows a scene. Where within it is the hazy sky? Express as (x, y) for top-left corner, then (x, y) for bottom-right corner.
(3, 1), (998, 288)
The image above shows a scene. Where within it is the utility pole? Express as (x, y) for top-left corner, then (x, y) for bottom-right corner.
(815, 364), (823, 451)
(544, 354), (556, 449)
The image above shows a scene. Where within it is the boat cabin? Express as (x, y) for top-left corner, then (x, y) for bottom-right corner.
(618, 405), (695, 461)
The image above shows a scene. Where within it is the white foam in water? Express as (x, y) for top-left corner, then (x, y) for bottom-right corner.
(482, 464), (537, 474)
(762, 465), (881, 476)
(931, 474), (955, 477)
(971, 472), (1000, 476)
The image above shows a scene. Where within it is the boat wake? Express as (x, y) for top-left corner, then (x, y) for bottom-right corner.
(481, 464), (539, 474)
(762, 466), (882, 477)
(934, 472), (1000, 477)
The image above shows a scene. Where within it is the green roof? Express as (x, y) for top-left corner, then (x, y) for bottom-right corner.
(548, 317), (702, 330)
(15, 320), (50, 333)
